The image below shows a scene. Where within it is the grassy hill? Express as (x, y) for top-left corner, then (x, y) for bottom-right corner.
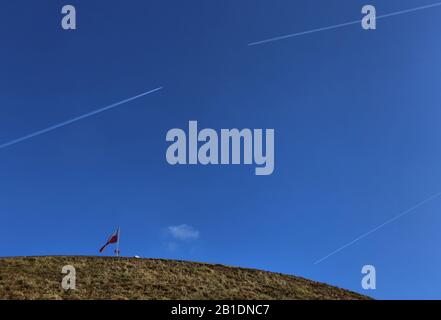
(0, 256), (370, 300)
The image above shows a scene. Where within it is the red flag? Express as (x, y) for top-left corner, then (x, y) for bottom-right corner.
(99, 228), (119, 253)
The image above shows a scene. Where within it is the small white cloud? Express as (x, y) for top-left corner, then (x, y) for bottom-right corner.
(167, 224), (200, 241)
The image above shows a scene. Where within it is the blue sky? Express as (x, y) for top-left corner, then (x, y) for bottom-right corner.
(1, 0), (441, 299)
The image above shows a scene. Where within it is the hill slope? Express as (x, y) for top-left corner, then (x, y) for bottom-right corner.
(0, 256), (370, 300)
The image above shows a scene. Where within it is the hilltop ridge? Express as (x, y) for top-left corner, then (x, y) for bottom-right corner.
(0, 256), (370, 300)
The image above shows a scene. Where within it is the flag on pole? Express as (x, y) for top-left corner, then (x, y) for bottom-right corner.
(99, 227), (120, 254)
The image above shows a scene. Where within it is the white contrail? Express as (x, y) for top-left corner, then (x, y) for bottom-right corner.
(0, 87), (163, 150)
(249, 1), (441, 46)
(314, 191), (441, 265)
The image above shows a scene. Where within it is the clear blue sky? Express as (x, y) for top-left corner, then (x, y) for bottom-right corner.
(1, 0), (441, 299)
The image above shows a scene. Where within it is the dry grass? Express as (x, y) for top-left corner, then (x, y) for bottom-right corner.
(0, 256), (370, 300)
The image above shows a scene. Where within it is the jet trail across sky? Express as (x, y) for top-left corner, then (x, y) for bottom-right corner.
(314, 190), (441, 264)
(248, 1), (441, 46)
(0, 87), (163, 150)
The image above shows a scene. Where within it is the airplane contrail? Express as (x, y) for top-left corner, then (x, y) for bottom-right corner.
(0, 87), (163, 150)
(248, 1), (441, 46)
(314, 190), (441, 265)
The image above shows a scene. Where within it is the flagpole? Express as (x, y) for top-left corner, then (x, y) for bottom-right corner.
(116, 226), (120, 257)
